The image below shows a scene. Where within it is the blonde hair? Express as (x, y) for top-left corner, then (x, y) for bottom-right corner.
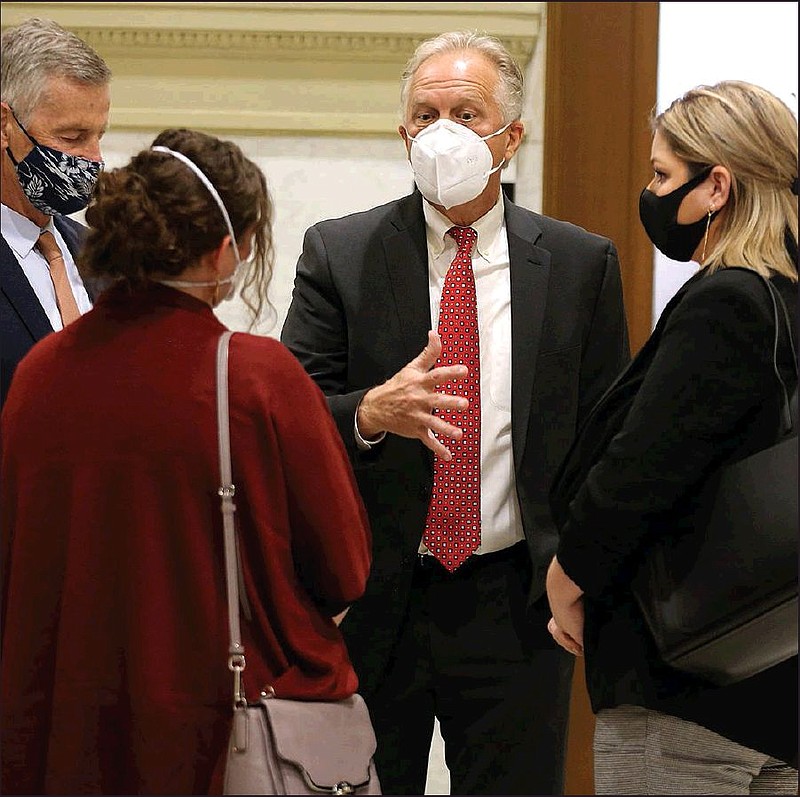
(654, 80), (798, 280)
(399, 30), (523, 125)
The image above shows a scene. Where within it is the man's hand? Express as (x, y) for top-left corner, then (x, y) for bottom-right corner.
(357, 330), (469, 460)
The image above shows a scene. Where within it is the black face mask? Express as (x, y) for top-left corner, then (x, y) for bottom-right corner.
(639, 166), (719, 262)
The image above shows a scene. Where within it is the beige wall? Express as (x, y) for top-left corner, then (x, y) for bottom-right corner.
(1, 1), (546, 336)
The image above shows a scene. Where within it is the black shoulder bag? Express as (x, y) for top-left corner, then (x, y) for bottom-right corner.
(632, 274), (798, 686)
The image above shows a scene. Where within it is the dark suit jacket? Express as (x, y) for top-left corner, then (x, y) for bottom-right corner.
(281, 192), (630, 693)
(1, 214), (88, 408)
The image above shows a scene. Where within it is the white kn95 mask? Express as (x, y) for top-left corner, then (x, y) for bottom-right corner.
(407, 119), (510, 209)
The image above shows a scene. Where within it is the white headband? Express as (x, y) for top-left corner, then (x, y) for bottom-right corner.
(151, 145), (239, 251)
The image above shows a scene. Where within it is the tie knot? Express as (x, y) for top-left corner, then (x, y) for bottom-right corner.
(447, 226), (477, 255)
(36, 230), (63, 264)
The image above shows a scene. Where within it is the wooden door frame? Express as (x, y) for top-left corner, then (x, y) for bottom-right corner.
(544, 1), (658, 356)
(542, 3), (659, 794)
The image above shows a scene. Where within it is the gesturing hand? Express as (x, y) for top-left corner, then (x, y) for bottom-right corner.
(357, 330), (470, 460)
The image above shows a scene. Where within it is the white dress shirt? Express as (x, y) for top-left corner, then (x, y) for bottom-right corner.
(1, 204), (92, 331)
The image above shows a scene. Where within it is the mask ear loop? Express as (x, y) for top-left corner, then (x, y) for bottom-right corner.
(213, 276), (221, 306)
(480, 121), (512, 142)
(701, 204), (714, 263)
(4, 107), (37, 166)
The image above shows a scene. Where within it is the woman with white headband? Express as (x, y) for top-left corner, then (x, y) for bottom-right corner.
(0, 127), (373, 795)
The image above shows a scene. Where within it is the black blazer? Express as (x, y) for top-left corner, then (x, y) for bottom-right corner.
(1, 215), (88, 409)
(551, 266), (798, 766)
(281, 192), (630, 692)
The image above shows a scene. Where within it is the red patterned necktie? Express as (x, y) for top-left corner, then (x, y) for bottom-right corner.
(422, 225), (481, 572)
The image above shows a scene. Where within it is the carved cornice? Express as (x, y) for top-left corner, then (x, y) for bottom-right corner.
(70, 27), (536, 64)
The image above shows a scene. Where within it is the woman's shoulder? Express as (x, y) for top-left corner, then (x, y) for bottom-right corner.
(693, 265), (770, 291)
(682, 266), (783, 314)
(229, 331), (307, 371)
(227, 331), (323, 398)
(655, 267), (779, 347)
(693, 265), (797, 316)
(691, 264), (796, 294)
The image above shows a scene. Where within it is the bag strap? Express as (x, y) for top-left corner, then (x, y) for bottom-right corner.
(757, 274), (797, 432)
(216, 330), (248, 709)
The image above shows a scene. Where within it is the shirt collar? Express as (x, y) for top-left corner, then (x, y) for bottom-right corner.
(422, 192), (506, 261)
(1, 203), (56, 259)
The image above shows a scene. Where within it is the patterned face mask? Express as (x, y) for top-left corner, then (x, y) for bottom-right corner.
(6, 108), (104, 216)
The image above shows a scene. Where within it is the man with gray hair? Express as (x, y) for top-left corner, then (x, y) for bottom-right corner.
(1, 16), (111, 408)
(282, 30), (630, 794)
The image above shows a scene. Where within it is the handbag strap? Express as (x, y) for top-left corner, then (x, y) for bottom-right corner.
(216, 330), (248, 708)
(758, 274), (798, 432)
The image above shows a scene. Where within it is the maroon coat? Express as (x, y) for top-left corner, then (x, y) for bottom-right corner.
(1, 283), (372, 795)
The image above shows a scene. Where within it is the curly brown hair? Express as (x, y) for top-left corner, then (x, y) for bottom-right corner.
(80, 128), (274, 324)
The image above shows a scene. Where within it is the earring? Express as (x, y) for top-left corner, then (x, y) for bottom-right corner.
(700, 205), (714, 264)
(212, 277), (221, 307)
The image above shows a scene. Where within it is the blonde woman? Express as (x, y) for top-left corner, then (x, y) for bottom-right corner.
(547, 80), (797, 794)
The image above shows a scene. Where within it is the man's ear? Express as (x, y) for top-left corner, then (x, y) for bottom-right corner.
(503, 120), (525, 162)
(1, 102), (12, 151)
(398, 125), (412, 159)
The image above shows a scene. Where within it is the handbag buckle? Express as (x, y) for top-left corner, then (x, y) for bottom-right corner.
(301, 768), (369, 794)
(228, 653), (247, 708)
(300, 773), (357, 794)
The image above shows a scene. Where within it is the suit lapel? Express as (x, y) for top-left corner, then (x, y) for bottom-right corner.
(382, 195), (432, 363)
(506, 202), (550, 471)
(0, 234), (53, 342)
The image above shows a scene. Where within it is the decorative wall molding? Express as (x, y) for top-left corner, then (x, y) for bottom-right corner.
(68, 28), (537, 64)
(1, 1), (543, 136)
